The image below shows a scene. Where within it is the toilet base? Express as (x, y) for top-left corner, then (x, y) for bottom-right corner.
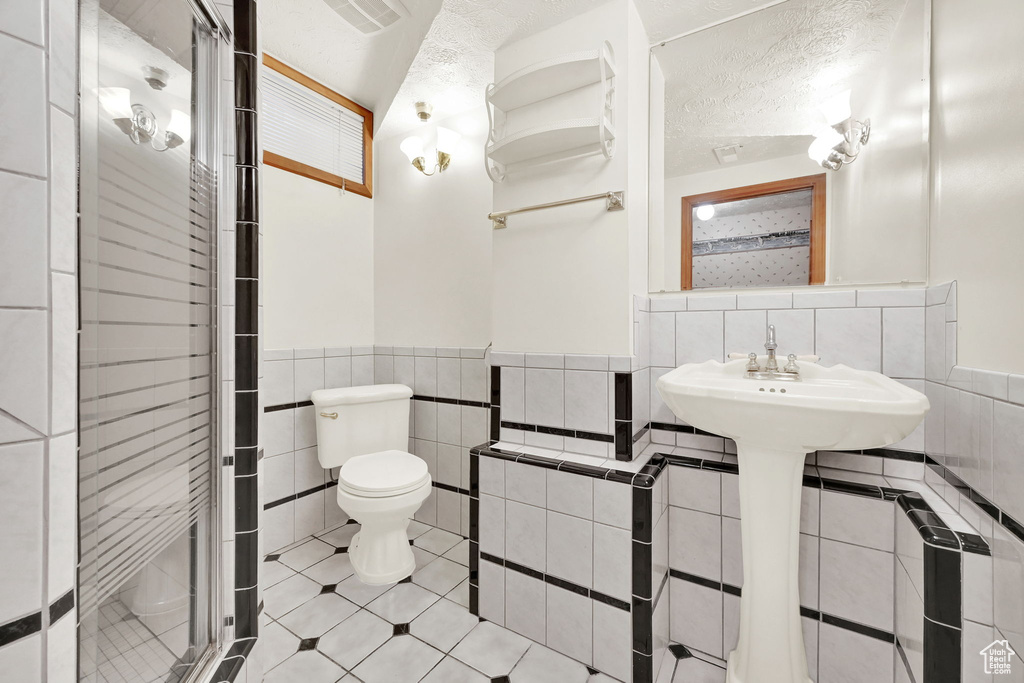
(348, 530), (416, 585)
(336, 478), (431, 586)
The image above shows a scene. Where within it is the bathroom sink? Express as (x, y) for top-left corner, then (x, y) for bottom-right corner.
(657, 357), (929, 452)
(656, 358), (928, 683)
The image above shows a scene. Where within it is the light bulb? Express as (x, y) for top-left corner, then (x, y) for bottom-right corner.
(400, 136), (425, 163)
(167, 109), (191, 143)
(98, 87), (133, 120)
(695, 204), (715, 221)
(436, 127), (462, 155)
(807, 127), (845, 163)
(819, 90), (852, 126)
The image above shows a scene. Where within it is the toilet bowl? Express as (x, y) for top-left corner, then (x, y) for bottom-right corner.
(311, 384), (431, 585)
(337, 450), (432, 584)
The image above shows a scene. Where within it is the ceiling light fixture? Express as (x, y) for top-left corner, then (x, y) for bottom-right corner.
(98, 85), (190, 152)
(807, 90), (870, 171)
(400, 103), (461, 176)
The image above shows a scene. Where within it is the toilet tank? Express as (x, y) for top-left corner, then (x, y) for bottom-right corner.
(310, 384), (412, 469)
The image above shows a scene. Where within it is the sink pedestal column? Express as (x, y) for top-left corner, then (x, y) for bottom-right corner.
(727, 445), (812, 683)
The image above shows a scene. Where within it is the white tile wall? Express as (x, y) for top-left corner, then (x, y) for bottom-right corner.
(262, 347), (488, 551)
(0, 2), (79, 678)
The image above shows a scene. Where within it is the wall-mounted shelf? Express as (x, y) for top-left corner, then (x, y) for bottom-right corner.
(486, 116), (614, 168)
(486, 41), (616, 183)
(488, 46), (616, 112)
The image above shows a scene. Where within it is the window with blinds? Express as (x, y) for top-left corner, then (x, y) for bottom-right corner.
(261, 54), (373, 198)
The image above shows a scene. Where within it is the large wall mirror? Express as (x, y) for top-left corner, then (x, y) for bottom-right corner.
(648, 0), (930, 293)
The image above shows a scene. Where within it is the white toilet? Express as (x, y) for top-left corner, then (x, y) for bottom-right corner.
(311, 384), (432, 585)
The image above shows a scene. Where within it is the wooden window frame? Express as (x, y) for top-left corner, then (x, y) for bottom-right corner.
(680, 173), (826, 290)
(261, 54), (374, 199)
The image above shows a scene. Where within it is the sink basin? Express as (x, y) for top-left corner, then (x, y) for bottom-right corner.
(657, 357), (930, 453)
(657, 357), (928, 683)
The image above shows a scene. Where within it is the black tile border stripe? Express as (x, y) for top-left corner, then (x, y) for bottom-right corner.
(0, 611), (42, 648)
(263, 479), (468, 511)
(478, 553), (631, 612)
(499, 421), (614, 444)
(48, 588), (74, 624)
(926, 455), (1024, 546)
(264, 396), (491, 414)
(233, 0), (260, 643)
(669, 570), (896, 644)
(0, 588), (76, 648)
(264, 400), (313, 413)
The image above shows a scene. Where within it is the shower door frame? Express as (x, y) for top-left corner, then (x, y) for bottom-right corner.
(77, 0), (233, 680)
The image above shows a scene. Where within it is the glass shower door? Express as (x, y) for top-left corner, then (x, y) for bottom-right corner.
(78, 1), (221, 681)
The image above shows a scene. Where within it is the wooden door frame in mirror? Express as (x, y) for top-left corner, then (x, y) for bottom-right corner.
(680, 173), (827, 290)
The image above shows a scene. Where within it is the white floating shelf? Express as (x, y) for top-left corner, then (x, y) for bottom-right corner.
(486, 117), (615, 167)
(487, 44), (616, 112)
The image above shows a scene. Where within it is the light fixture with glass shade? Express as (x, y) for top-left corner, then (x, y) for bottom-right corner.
(97, 68), (190, 153)
(807, 89), (870, 171)
(400, 103), (461, 176)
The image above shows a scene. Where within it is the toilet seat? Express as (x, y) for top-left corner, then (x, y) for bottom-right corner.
(338, 450), (430, 498)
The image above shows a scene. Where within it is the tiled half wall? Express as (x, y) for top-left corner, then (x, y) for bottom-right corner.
(261, 346), (489, 552)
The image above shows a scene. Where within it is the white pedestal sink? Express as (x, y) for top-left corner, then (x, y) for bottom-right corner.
(657, 357), (928, 683)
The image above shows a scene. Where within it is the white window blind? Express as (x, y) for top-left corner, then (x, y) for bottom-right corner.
(262, 66), (365, 184)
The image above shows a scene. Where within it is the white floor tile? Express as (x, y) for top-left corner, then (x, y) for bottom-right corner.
(351, 635), (444, 683)
(450, 621), (531, 678)
(278, 592), (360, 639)
(366, 583), (440, 624)
(410, 598), (480, 652)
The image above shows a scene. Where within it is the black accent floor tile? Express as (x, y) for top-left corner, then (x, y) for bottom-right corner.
(399, 576), (413, 584)
(669, 642), (692, 659)
(319, 584), (337, 595)
(264, 554), (280, 562)
(298, 637), (319, 651)
(335, 546), (348, 554)
(393, 623), (411, 636)
(490, 677), (511, 683)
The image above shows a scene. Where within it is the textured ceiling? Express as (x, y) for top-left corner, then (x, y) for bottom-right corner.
(376, 0), (612, 139)
(641, 0), (785, 43)
(658, 0), (910, 177)
(259, 0), (442, 124)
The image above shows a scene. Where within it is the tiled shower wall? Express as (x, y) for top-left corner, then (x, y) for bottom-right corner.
(261, 346), (489, 552)
(0, 1), (79, 679)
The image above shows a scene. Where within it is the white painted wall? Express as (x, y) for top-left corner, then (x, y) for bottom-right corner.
(929, 0), (1024, 374)
(829, 0), (929, 287)
(491, 0), (648, 354)
(373, 107), (493, 348)
(262, 165), (374, 349)
(657, 154), (825, 291)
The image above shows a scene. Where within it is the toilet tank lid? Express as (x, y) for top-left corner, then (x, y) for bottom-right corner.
(312, 384), (413, 407)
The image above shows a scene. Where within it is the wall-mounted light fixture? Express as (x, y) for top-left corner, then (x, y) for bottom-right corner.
(807, 90), (870, 171)
(400, 102), (461, 176)
(98, 85), (190, 152)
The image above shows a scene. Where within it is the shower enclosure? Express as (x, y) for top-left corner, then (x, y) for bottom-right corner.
(78, 1), (227, 681)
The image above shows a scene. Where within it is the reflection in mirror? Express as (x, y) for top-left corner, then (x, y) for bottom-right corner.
(682, 176), (825, 290)
(648, 0), (930, 292)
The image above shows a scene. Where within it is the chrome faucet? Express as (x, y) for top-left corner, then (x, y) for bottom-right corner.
(764, 325), (778, 372)
(744, 324), (801, 381)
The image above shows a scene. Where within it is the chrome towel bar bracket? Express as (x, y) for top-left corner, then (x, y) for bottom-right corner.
(489, 190), (624, 229)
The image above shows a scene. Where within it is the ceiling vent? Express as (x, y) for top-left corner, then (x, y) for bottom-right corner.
(325, 0), (410, 34)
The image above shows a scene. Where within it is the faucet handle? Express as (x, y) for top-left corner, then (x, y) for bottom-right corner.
(746, 353), (760, 372)
(784, 354), (800, 374)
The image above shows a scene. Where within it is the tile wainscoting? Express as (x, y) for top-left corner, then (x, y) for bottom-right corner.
(261, 346), (490, 552)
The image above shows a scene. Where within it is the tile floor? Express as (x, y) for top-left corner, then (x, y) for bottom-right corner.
(261, 520), (625, 683)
